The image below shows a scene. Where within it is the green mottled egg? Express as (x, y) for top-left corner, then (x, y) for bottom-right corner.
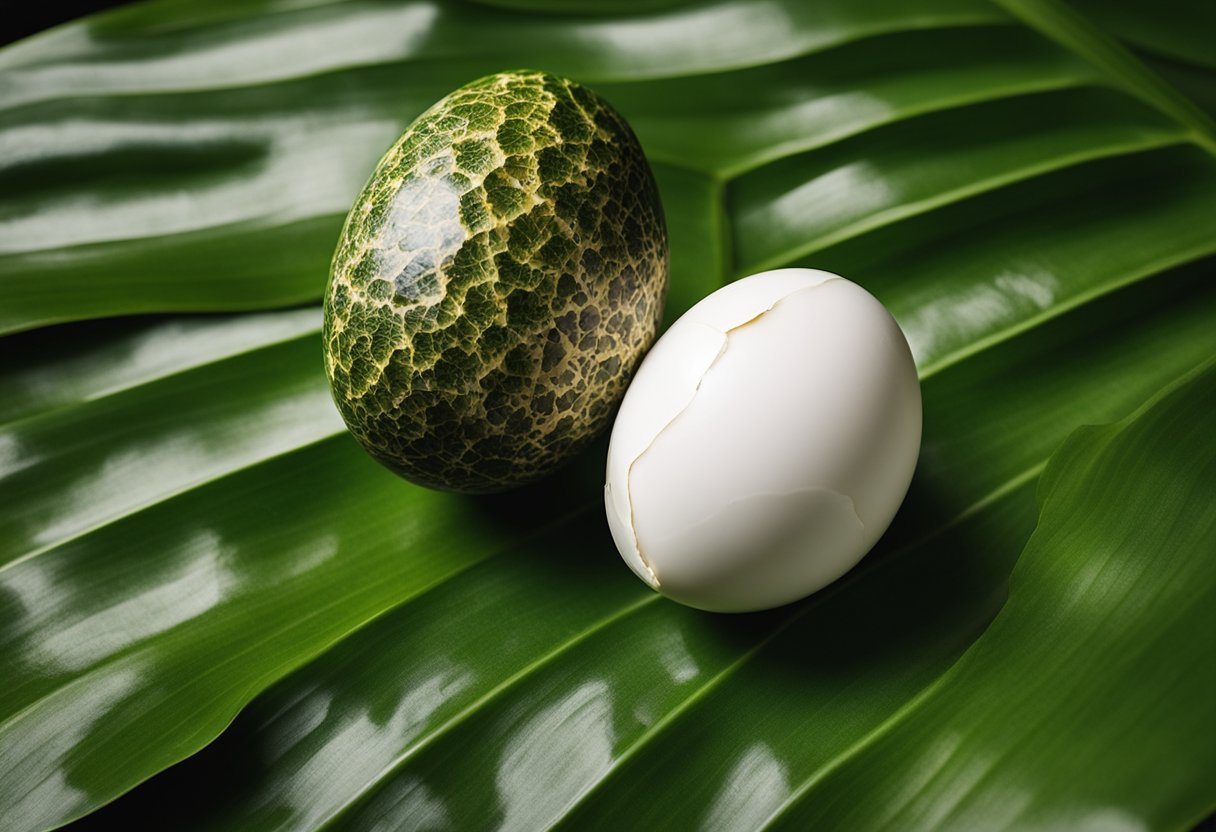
(323, 70), (668, 493)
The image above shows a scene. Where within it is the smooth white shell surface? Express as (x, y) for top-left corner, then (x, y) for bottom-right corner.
(604, 268), (921, 612)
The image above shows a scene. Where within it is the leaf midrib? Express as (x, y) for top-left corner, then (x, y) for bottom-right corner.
(991, 0), (1216, 155)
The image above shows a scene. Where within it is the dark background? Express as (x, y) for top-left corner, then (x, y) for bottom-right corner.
(3, 0), (132, 46)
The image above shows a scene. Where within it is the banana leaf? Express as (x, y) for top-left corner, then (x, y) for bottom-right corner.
(0, 1), (1213, 830)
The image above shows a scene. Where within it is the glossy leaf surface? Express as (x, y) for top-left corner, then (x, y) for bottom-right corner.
(0, 0), (1214, 830)
(765, 360), (1216, 831)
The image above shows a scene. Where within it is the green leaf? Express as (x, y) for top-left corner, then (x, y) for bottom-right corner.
(1, 1), (1214, 830)
(67, 265), (1216, 832)
(0, 309), (321, 424)
(761, 358), (1216, 831)
(0, 0), (1008, 334)
(993, 0), (1216, 150)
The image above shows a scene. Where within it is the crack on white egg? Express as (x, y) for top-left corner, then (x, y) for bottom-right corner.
(841, 488), (866, 532)
(622, 279), (843, 587)
(624, 325), (727, 589)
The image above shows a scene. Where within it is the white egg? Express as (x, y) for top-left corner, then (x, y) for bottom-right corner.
(604, 268), (921, 612)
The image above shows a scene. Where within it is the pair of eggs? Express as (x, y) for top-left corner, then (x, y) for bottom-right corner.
(324, 71), (921, 612)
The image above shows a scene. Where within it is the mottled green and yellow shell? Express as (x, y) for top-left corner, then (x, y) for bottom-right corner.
(323, 70), (668, 493)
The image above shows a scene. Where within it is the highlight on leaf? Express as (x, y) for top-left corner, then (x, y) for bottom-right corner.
(0, 0), (1213, 830)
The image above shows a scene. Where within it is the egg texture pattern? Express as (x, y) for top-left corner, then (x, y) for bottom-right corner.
(324, 70), (667, 492)
(605, 268), (921, 612)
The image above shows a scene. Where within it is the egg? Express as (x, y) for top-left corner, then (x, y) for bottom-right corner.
(324, 70), (668, 492)
(604, 268), (921, 612)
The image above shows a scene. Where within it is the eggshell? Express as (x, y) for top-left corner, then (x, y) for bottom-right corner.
(604, 268), (921, 612)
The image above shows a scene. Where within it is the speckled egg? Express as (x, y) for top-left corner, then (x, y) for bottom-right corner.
(323, 70), (668, 492)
